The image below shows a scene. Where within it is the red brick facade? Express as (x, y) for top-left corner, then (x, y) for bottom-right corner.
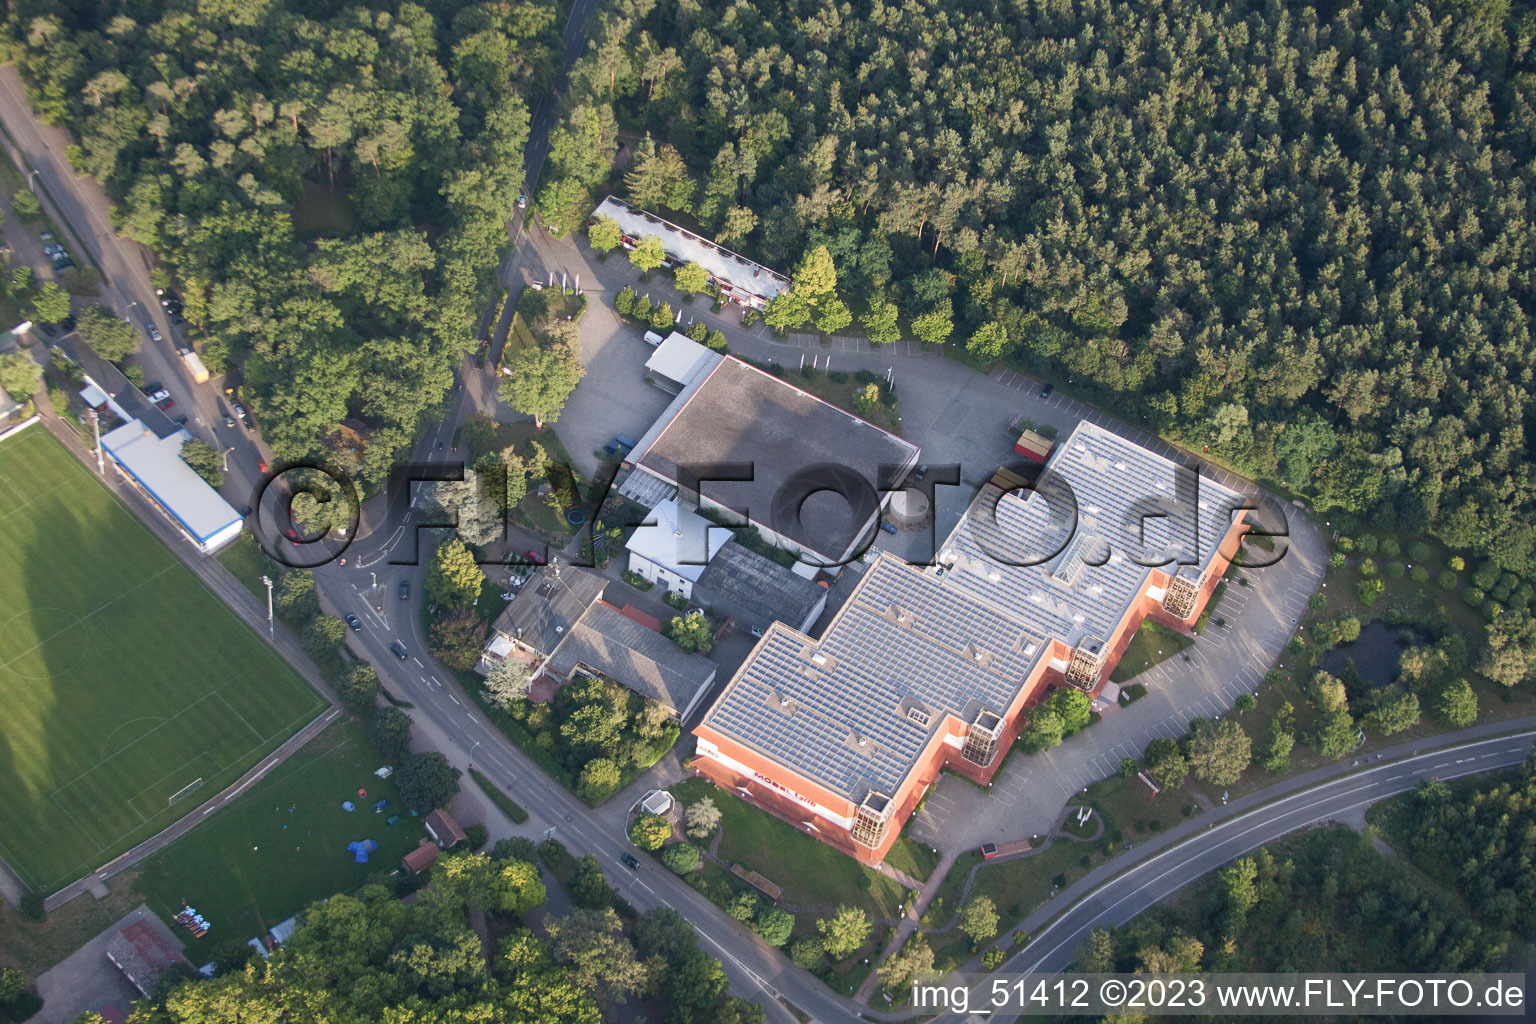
(692, 511), (1249, 865)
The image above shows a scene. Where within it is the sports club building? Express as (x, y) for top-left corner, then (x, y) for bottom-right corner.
(691, 421), (1249, 864)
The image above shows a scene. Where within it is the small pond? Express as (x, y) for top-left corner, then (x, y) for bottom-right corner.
(1318, 621), (1423, 691)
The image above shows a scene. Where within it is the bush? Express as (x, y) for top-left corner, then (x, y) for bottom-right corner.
(1385, 561), (1405, 578)
(686, 321), (707, 341)
(1463, 587), (1486, 607)
(663, 590), (687, 610)
(1358, 558), (1377, 577)
(1472, 561), (1502, 591)
(1308, 592), (1327, 612)
(1357, 578), (1385, 606)
(660, 842), (700, 874)
(1013, 929), (1029, 946)
(982, 948), (1007, 969)
(1439, 570), (1460, 591)
(613, 286), (635, 316)
(1329, 551), (1347, 571)
(1119, 756), (1138, 777)
(790, 937), (826, 970)
(462, 822), (489, 851)
(1407, 541), (1433, 562)
(705, 329), (728, 351)
(1337, 536), (1355, 553)
(577, 758), (622, 804)
(650, 302), (674, 330)
(629, 812), (672, 851)
(1379, 537), (1401, 557)
(1356, 535), (1379, 555)
(1448, 555), (1466, 571)
(1410, 566), (1430, 584)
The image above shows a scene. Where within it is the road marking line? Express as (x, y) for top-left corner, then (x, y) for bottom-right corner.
(449, 692), (461, 705)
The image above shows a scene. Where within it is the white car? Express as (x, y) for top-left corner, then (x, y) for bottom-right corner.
(643, 330), (665, 346)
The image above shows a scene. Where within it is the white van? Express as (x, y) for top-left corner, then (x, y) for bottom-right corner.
(643, 330), (664, 347)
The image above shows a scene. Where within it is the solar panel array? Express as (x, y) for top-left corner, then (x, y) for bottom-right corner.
(705, 556), (1045, 800)
(939, 421), (1246, 645)
(700, 420), (1247, 804)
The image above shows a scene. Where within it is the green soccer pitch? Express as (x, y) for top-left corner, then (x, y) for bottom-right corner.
(0, 427), (325, 893)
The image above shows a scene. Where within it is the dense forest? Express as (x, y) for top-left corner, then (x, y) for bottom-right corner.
(546, 0), (1536, 570)
(1079, 822), (1519, 977)
(3, 0), (554, 482)
(107, 844), (765, 1024)
(1373, 759), (1536, 935)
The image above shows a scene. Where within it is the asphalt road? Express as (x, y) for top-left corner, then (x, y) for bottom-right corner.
(0, 65), (268, 506)
(934, 729), (1536, 1024)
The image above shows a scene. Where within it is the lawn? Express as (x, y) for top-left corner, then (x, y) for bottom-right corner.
(131, 718), (422, 963)
(1110, 619), (1194, 683)
(668, 778), (910, 921)
(0, 428), (326, 893)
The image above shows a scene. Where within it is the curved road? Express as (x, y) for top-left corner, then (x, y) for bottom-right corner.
(936, 728), (1536, 1024)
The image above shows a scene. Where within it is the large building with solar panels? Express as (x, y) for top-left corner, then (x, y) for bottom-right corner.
(691, 421), (1249, 864)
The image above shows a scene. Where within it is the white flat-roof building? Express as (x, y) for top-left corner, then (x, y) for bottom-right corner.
(645, 332), (722, 394)
(625, 497), (729, 599)
(591, 196), (791, 309)
(100, 421), (243, 554)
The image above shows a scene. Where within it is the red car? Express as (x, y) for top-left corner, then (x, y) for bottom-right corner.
(257, 458), (268, 473)
(525, 549), (546, 564)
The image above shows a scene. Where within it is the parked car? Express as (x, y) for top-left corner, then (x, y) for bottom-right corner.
(398, 579), (410, 600)
(42, 244), (64, 257)
(620, 853), (641, 871)
(389, 640), (408, 660)
(257, 458), (269, 473)
(223, 413), (236, 428)
(231, 401), (246, 419)
(238, 505), (253, 517)
(345, 613), (362, 631)
(643, 330), (665, 346)
(38, 231), (54, 243)
(525, 549), (546, 565)
(1039, 381), (1054, 399)
(172, 414), (188, 426)
(913, 464), (929, 482)
(146, 323), (162, 343)
(153, 395), (174, 411)
(879, 520), (898, 535)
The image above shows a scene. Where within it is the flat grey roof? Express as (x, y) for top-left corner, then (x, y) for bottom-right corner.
(646, 332), (721, 388)
(632, 357), (919, 561)
(549, 602), (717, 715)
(100, 421), (242, 544)
(698, 420), (1249, 803)
(695, 540), (827, 629)
(492, 565), (605, 655)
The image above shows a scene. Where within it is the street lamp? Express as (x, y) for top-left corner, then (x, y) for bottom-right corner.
(260, 575), (274, 639)
(221, 445), (234, 471)
(469, 740), (481, 768)
(370, 571), (377, 590)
